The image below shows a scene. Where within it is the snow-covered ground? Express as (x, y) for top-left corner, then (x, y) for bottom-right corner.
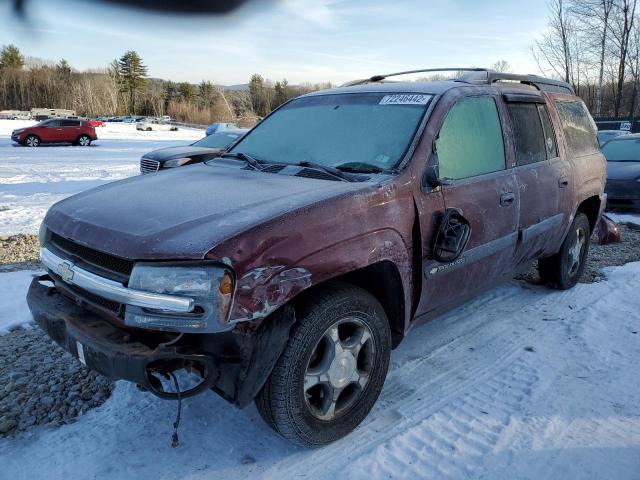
(0, 270), (39, 334)
(0, 120), (204, 235)
(1, 262), (639, 479)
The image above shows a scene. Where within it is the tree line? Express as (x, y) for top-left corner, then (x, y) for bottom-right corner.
(0, 46), (330, 125)
(534, 0), (640, 118)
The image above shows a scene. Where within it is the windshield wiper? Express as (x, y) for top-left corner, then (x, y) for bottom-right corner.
(221, 152), (263, 170)
(334, 162), (388, 174)
(296, 160), (352, 182)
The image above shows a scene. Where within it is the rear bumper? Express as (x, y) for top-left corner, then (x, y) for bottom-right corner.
(27, 275), (218, 399)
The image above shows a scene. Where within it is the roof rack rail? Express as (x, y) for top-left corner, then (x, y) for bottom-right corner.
(341, 68), (575, 94)
(459, 70), (575, 94)
(342, 68), (489, 87)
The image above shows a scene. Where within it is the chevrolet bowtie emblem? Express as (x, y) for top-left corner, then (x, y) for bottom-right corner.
(58, 262), (75, 283)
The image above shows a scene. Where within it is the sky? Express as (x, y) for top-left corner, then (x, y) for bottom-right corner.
(0, 0), (550, 86)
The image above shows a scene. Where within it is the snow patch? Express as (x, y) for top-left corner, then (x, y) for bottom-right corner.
(0, 270), (40, 334)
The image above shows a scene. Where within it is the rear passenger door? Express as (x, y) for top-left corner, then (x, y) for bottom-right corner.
(61, 120), (82, 142)
(506, 96), (567, 263)
(420, 94), (519, 313)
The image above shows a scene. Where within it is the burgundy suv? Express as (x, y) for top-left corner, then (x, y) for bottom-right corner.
(27, 69), (606, 446)
(11, 118), (97, 147)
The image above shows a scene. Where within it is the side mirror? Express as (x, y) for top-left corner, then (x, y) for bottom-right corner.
(433, 208), (471, 263)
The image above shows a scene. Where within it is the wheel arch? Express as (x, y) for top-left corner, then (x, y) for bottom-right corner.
(575, 195), (601, 232)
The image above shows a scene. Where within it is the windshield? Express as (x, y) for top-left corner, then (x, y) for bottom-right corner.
(193, 131), (244, 149)
(601, 138), (640, 162)
(228, 92), (431, 170)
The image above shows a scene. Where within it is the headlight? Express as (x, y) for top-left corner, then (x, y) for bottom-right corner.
(163, 157), (191, 168)
(125, 262), (235, 333)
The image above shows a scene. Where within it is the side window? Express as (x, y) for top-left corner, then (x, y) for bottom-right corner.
(46, 120), (61, 127)
(62, 120), (80, 127)
(555, 100), (599, 157)
(538, 104), (558, 159)
(436, 96), (506, 180)
(507, 103), (546, 166)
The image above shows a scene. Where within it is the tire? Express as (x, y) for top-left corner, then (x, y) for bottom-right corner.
(255, 283), (391, 447)
(538, 212), (591, 290)
(146, 127), (152, 131)
(77, 135), (91, 147)
(24, 135), (40, 147)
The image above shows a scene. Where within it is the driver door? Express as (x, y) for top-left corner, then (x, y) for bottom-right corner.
(418, 94), (519, 315)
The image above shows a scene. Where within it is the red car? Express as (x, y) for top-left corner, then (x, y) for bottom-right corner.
(11, 118), (97, 147)
(86, 119), (105, 128)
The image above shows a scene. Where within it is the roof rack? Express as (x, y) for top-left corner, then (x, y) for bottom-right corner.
(341, 68), (575, 94)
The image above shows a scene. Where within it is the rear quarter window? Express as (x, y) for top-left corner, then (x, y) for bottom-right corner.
(555, 100), (599, 158)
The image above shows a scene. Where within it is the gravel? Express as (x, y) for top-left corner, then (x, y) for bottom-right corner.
(0, 218), (638, 439)
(0, 327), (114, 437)
(0, 234), (41, 272)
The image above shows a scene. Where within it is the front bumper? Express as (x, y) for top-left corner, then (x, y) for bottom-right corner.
(27, 275), (218, 399)
(27, 274), (295, 406)
(11, 133), (21, 143)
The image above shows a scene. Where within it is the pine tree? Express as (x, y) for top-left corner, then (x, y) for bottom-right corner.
(117, 50), (148, 114)
(198, 80), (216, 106)
(0, 44), (24, 70)
(249, 73), (266, 116)
(178, 82), (197, 103)
(56, 59), (72, 77)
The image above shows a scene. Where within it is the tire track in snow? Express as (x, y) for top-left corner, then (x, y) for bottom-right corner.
(266, 281), (606, 480)
(344, 359), (539, 479)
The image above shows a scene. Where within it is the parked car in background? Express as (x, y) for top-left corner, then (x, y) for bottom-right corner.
(601, 134), (640, 210)
(28, 69), (606, 447)
(86, 119), (105, 128)
(597, 129), (629, 146)
(205, 122), (238, 136)
(140, 129), (248, 173)
(11, 118), (97, 147)
(136, 117), (178, 131)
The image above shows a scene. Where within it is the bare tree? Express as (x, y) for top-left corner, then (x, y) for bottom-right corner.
(534, 0), (577, 85)
(610, 0), (637, 116)
(572, 0), (615, 115)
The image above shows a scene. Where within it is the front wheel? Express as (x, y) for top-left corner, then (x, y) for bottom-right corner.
(255, 283), (391, 447)
(24, 135), (40, 147)
(538, 212), (591, 289)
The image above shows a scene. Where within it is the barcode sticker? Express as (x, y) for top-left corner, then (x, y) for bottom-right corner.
(379, 94), (431, 105)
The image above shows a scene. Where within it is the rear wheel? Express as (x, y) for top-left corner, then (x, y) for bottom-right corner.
(255, 284), (391, 446)
(77, 135), (91, 146)
(24, 135), (40, 147)
(538, 213), (591, 289)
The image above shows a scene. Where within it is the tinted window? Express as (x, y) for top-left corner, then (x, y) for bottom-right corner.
(507, 103), (546, 166)
(45, 120), (61, 127)
(193, 131), (244, 148)
(601, 138), (640, 162)
(436, 96), (505, 179)
(555, 100), (599, 157)
(538, 104), (558, 158)
(62, 120), (80, 127)
(230, 93), (430, 170)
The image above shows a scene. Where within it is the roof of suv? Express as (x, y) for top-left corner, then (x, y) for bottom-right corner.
(303, 68), (574, 99)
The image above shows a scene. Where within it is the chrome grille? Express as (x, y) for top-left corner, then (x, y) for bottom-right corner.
(140, 158), (161, 174)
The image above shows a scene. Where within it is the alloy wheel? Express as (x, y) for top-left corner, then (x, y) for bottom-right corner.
(567, 226), (587, 276)
(304, 317), (376, 421)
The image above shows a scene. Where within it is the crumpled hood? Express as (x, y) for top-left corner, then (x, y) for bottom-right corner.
(607, 161), (640, 181)
(44, 163), (368, 260)
(143, 145), (224, 160)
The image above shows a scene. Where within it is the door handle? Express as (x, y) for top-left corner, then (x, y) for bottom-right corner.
(500, 192), (515, 207)
(558, 176), (569, 188)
